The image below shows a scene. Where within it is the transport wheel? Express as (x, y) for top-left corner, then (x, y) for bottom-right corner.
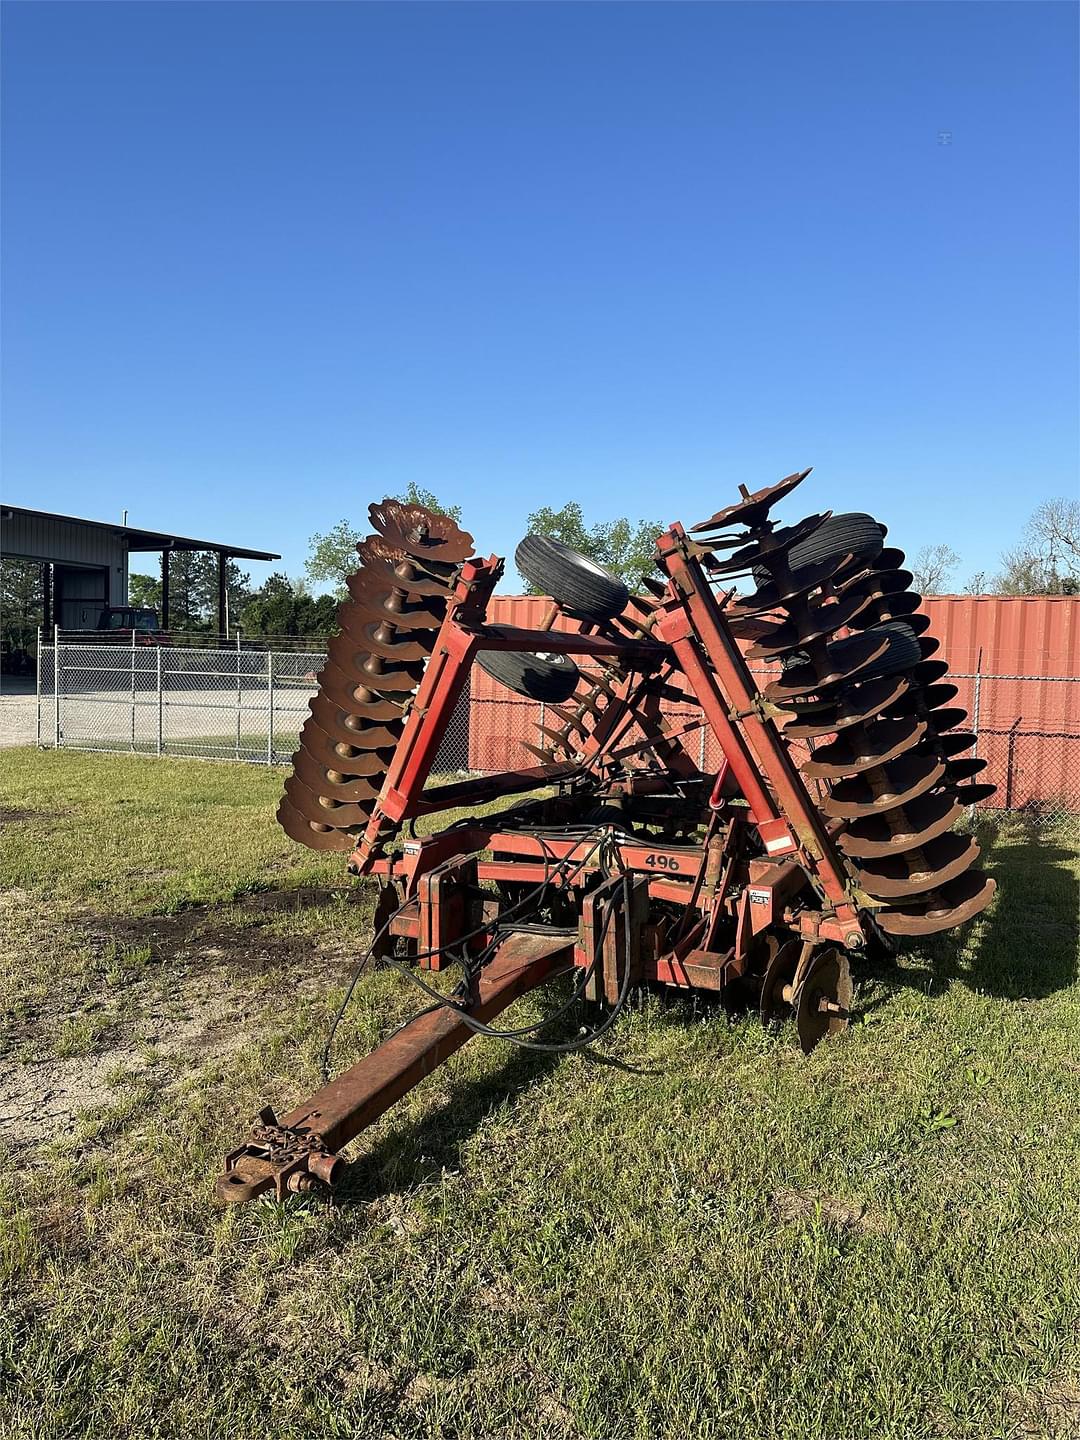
(786, 512), (884, 572)
(754, 512), (884, 587)
(515, 534), (630, 621)
(476, 648), (581, 703)
(860, 620), (923, 680)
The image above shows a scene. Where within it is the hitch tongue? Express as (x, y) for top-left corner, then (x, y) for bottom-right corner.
(214, 1108), (344, 1205)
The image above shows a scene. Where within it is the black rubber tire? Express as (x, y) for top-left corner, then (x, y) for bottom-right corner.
(753, 512), (884, 589)
(859, 620), (923, 680)
(476, 648), (580, 703)
(515, 534), (629, 621)
(787, 512), (884, 573)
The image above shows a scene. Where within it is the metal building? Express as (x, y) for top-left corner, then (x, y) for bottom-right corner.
(1, 505), (279, 633)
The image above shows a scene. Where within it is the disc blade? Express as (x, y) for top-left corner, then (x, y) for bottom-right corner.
(277, 796), (357, 851)
(836, 790), (963, 859)
(292, 747), (383, 802)
(314, 662), (409, 717)
(953, 782), (997, 805)
(876, 871), (996, 937)
(765, 630), (891, 703)
(355, 537), (456, 595)
(802, 716), (926, 779)
(297, 719), (396, 773)
(701, 512), (831, 576)
(822, 752), (946, 819)
(931, 730), (977, 758)
(947, 757), (988, 782)
(781, 675), (911, 738)
(853, 832), (981, 899)
(367, 500), (475, 563)
(343, 574), (445, 630)
(284, 773), (377, 828)
(329, 623), (431, 664)
(924, 707), (968, 734)
(690, 468), (811, 532)
(747, 588), (875, 659)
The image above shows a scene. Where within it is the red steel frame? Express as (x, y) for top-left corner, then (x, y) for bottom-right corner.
(215, 523), (870, 1203)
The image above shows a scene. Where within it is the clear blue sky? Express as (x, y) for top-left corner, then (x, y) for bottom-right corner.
(2, 1), (1077, 592)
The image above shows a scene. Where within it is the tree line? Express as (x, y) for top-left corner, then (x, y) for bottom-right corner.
(3, 489), (1073, 660)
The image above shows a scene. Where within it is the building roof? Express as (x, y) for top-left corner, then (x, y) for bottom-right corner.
(1, 505), (280, 562)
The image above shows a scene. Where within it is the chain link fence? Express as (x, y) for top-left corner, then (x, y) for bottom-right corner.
(35, 632), (1079, 820)
(35, 633), (471, 772)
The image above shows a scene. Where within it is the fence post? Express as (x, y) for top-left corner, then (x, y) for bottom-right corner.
(267, 650), (274, 765)
(131, 629), (137, 752)
(235, 630), (242, 761)
(35, 626), (42, 747)
(699, 723), (706, 770)
(156, 644), (163, 755)
(53, 624), (60, 748)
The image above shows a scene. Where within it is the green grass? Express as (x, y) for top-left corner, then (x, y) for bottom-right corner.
(1, 747), (1078, 1440)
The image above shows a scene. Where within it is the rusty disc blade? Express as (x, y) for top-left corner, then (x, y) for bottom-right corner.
(781, 674), (912, 738)
(910, 660), (949, 687)
(547, 703), (591, 739)
(729, 616), (785, 646)
(284, 773), (376, 829)
(277, 796), (357, 851)
(953, 782), (997, 805)
(534, 724), (577, 754)
(802, 715), (926, 779)
(747, 589), (876, 659)
(727, 554), (851, 619)
(292, 747), (383, 803)
(875, 546), (907, 571)
(946, 756), (987, 783)
(853, 832), (981, 899)
(841, 567), (915, 604)
(765, 630), (891, 703)
(836, 789), (963, 859)
(702, 513), (832, 576)
(931, 730), (977, 758)
(690, 468), (812, 532)
(923, 707), (967, 733)
(918, 636), (940, 660)
(794, 948), (852, 1054)
(522, 741), (558, 763)
(368, 500), (475, 564)
(298, 720), (395, 774)
(887, 683), (959, 716)
(348, 652), (425, 693)
(343, 573), (445, 630)
(355, 536), (457, 594)
(329, 624), (431, 665)
(860, 591), (922, 627)
(876, 870), (996, 937)
(822, 752), (946, 819)
(314, 663), (408, 718)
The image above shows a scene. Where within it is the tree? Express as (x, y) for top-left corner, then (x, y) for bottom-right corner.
(306, 483), (462, 598)
(129, 573), (162, 609)
(909, 543), (960, 595)
(963, 570), (990, 596)
(522, 502), (663, 592)
(994, 497), (1080, 595)
(240, 573), (338, 638)
(1, 559), (44, 661)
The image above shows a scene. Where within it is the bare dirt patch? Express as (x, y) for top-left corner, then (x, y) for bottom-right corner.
(0, 887), (369, 1155)
(769, 1186), (886, 1234)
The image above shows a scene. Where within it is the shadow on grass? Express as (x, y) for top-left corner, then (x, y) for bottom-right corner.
(859, 814), (1078, 1011)
(939, 814), (1079, 1001)
(335, 1035), (566, 1205)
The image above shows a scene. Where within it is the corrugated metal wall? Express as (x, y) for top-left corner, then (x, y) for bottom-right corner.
(467, 593), (1079, 811)
(4, 512), (128, 606)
